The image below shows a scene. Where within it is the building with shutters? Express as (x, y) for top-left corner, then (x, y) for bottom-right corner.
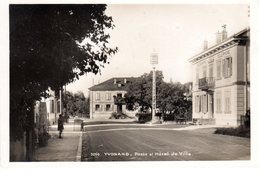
(89, 77), (136, 119)
(189, 26), (250, 126)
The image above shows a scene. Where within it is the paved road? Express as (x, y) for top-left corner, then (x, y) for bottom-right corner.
(82, 124), (250, 161)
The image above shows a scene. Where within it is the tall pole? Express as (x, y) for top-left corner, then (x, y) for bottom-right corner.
(152, 66), (156, 122)
(91, 78), (94, 119)
(150, 52), (158, 123)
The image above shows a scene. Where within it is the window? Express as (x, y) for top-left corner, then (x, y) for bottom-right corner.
(50, 100), (54, 113)
(117, 93), (122, 98)
(223, 57), (232, 78)
(106, 104), (111, 111)
(195, 95), (201, 113)
(216, 92), (222, 113)
(224, 91), (231, 113)
(95, 104), (100, 111)
(196, 69), (199, 85)
(202, 65), (207, 78)
(216, 60), (222, 80)
(209, 63), (213, 78)
(95, 93), (100, 100)
(202, 95), (208, 113)
(106, 93), (111, 100)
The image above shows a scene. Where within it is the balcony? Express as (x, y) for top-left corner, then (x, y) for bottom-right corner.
(198, 77), (215, 91)
(113, 96), (126, 105)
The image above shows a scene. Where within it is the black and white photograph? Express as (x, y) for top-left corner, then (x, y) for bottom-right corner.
(1, 0), (260, 172)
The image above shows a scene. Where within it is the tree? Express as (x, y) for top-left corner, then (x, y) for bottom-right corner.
(157, 82), (188, 115)
(85, 97), (90, 118)
(125, 71), (192, 120)
(10, 4), (117, 160)
(125, 70), (164, 112)
(74, 91), (87, 117)
(63, 91), (90, 118)
(63, 91), (75, 117)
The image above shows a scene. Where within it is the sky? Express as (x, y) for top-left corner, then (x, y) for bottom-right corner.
(66, 4), (249, 96)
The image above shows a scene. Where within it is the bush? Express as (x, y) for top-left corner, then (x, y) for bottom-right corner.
(135, 113), (152, 123)
(109, 112), (128, 119)
(214, 125), (250, 138)
(162, 113), (175, 121)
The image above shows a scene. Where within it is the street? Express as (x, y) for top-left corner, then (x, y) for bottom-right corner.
(82, 124), (250, 161)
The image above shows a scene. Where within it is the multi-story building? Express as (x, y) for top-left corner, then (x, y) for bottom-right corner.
(189, 27), (250, 126)
(89, 77), (136, 119)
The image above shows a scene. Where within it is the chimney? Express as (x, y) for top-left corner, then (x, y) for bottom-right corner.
(114, 78), (117, 84)
(203, 40), (208, 50)
(216, 31), (222, 43)
(222, 24), (227, 41)
(124, 78), (127, 84)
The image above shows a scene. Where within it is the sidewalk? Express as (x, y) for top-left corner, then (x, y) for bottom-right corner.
(35, 124), (82, 162)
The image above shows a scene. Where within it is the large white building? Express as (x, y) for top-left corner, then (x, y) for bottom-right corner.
(189, 27), (250, 126)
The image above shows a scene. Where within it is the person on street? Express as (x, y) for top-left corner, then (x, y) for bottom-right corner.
(58, 114), (64, 138)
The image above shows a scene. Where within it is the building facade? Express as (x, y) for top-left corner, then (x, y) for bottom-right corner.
(89, 77), (136, 119)
(189, 27), (250, 126)
(42, 89), (62, 125)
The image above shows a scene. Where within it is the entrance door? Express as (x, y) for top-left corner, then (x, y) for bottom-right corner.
(117, 105), (122, 113)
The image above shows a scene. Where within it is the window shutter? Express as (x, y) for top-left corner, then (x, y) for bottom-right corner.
(229, 57), (232, 76)
(201, 95), (208, 113)
(228, 97), (231, 112)
(202, 95), (205, 113)
(199, 95), (202, 112)
(202, 95), (204, 113)
(196, 69), (199, 84)
(195, 97), (197, 113)
(217, 60), (221, 79)
(205, 95), (208, 113)
(195, 96), (198, 113)
(222, 60), (225, 77)
(201, 96), (203, 113)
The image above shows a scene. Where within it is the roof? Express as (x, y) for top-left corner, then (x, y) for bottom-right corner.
(89, 77), (136, 91)
(189, 27), (250, 63)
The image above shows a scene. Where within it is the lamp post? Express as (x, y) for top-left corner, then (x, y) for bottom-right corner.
(150, 52), (158, 123)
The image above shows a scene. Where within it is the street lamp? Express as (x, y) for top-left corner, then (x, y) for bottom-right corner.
(150, 52), (158, 123)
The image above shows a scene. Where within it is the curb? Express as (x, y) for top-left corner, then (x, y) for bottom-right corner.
(75, 132), (83, 161)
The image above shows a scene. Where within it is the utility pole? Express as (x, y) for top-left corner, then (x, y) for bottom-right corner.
(150, 52), (158, 123)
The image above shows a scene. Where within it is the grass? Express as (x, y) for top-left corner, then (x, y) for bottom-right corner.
(214, 126), (250, 138)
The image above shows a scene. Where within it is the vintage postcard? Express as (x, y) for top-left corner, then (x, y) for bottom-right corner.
(1, 0), (260, 173)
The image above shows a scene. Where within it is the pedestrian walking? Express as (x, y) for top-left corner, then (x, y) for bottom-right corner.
(58, 114), (64, 138)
